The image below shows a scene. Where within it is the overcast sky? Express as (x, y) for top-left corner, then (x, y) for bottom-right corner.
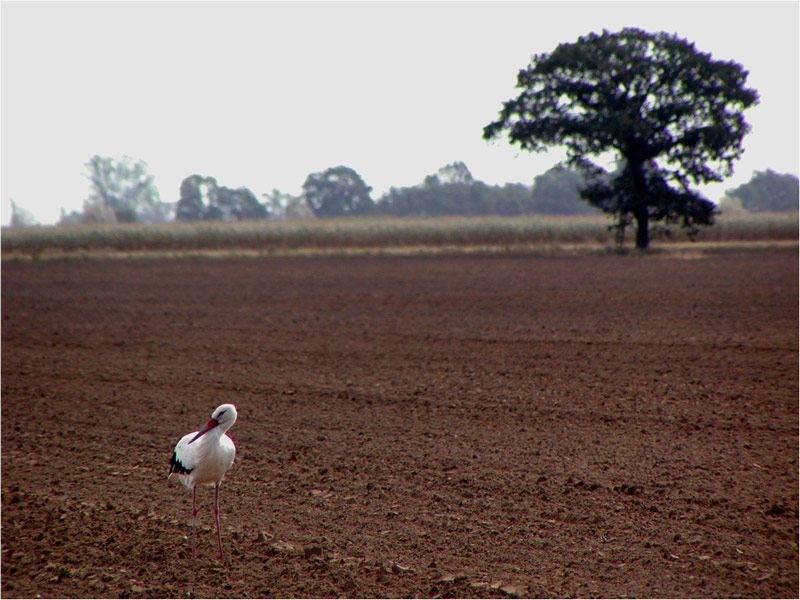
(2, 1), (798, 225)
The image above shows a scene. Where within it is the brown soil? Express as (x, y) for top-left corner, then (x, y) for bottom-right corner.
(2, 248), (797, 598)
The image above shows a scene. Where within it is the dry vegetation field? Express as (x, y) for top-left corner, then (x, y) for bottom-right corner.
(1, 212), (797, 259)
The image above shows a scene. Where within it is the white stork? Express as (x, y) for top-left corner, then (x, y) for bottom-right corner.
(168, 403), (238, 559)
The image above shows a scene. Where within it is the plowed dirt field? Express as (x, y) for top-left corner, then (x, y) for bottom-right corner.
(2, 248), (798, 598)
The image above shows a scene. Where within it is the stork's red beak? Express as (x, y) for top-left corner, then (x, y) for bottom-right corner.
(188, 418), (219, 444)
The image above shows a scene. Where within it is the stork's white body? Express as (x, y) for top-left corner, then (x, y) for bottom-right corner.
(170, 429), (236, 489)
(169, 404), (237, 559)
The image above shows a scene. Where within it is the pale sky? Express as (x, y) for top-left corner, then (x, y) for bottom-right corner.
(2, 1), (798, 225)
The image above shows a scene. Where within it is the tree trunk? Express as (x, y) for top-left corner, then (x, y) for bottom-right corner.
(634, 208), (649, 250)
(629, 159), (650, 250)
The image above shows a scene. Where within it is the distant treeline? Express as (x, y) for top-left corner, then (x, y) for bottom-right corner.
(374, 163), (595, 218)
(6, 158), (798, 228)
(165, 162), (600, 224)
(6, 159), (599, 227)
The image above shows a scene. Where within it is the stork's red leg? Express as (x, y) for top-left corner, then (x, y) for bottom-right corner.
(192, 484), (198, 559)
(214, 483), (223, 560)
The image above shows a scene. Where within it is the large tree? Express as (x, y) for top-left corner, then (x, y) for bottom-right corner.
(483, 28), (759, 248)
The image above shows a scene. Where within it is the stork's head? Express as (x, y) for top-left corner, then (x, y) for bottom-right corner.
(188, 403), (238, 444)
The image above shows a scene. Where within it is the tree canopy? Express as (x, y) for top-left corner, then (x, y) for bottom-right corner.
(176, 175), (267, 222)
(303, 166), (375, 218)
(84, 155), (171, 223)
(376, 163), (537, 217)
(531, 166), (598, 215)
(724, 170), (799, 212)
(484, 27), (759, 248)
(9, 200), (38, 227)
